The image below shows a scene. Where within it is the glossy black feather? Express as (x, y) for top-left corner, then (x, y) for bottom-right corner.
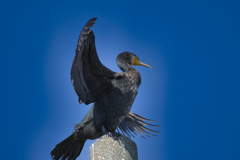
(71, 18), (118, 105)
(118, 111), (161, 138)
(51, 134), (86, 160)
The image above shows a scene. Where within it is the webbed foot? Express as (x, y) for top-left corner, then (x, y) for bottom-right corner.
(102, 132), (121, 139)
(101, 126), (121, 139)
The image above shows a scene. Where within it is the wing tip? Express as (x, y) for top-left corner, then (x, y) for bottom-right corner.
(90, 17), (97, 21)
(84, 17), (97, 29)
(118, 111), (162, 138)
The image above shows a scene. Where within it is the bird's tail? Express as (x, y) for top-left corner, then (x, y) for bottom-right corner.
(51, 133), (86, 160)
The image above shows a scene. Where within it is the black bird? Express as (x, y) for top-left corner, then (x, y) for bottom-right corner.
(51, 18), (160, 160)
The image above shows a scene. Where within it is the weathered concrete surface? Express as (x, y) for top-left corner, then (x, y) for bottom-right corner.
(89, 135), (138, 160)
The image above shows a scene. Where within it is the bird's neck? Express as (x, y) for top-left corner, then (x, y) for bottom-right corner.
(117, 62), (141, 87)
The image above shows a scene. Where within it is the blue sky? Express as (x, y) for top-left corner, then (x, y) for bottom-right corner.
(1, 0), (240, 160)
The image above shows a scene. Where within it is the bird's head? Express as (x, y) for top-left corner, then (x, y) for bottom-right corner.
(116, 52), (151, 71)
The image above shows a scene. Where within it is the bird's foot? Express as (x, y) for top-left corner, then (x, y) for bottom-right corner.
(102, 132), (121, 139)
(101, 126), (121, 139)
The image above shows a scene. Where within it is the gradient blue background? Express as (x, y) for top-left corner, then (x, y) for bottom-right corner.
(1, 0), (239, 160)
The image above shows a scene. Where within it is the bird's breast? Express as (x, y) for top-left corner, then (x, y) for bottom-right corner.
(102, 75), (138, 130)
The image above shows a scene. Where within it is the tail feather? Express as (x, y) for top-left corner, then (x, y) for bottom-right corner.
(51, 134), (86, 160)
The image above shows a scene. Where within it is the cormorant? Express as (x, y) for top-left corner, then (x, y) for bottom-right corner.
(51, 18), (160, 160)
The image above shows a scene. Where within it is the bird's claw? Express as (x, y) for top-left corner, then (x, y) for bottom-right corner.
(101, 126), (121, 139)
(102, 132), (121, 139)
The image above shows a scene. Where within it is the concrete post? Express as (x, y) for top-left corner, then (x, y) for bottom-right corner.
(89, 135), (138, 160)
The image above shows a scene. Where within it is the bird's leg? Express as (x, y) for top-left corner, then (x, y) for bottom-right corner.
(101, 126), (121, 139)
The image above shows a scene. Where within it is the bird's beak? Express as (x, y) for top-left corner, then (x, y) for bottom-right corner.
(133, 58), (152, 69)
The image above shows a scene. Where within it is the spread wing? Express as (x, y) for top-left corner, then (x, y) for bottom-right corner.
(71, 18), (118, 105)
(117, 111), (161, 138)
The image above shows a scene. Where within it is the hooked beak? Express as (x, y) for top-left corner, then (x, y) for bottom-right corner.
(138, 61), (152, 69)
(133, 58), (151, 69)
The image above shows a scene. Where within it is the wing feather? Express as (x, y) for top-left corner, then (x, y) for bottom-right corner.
(118, 111), (161, 138)
(71, 18), (118, 104)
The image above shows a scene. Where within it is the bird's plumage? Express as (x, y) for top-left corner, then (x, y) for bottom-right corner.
(71, 18), (119, 104)
(51, 18), (160, 160)
(118, 111), (161, 138)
